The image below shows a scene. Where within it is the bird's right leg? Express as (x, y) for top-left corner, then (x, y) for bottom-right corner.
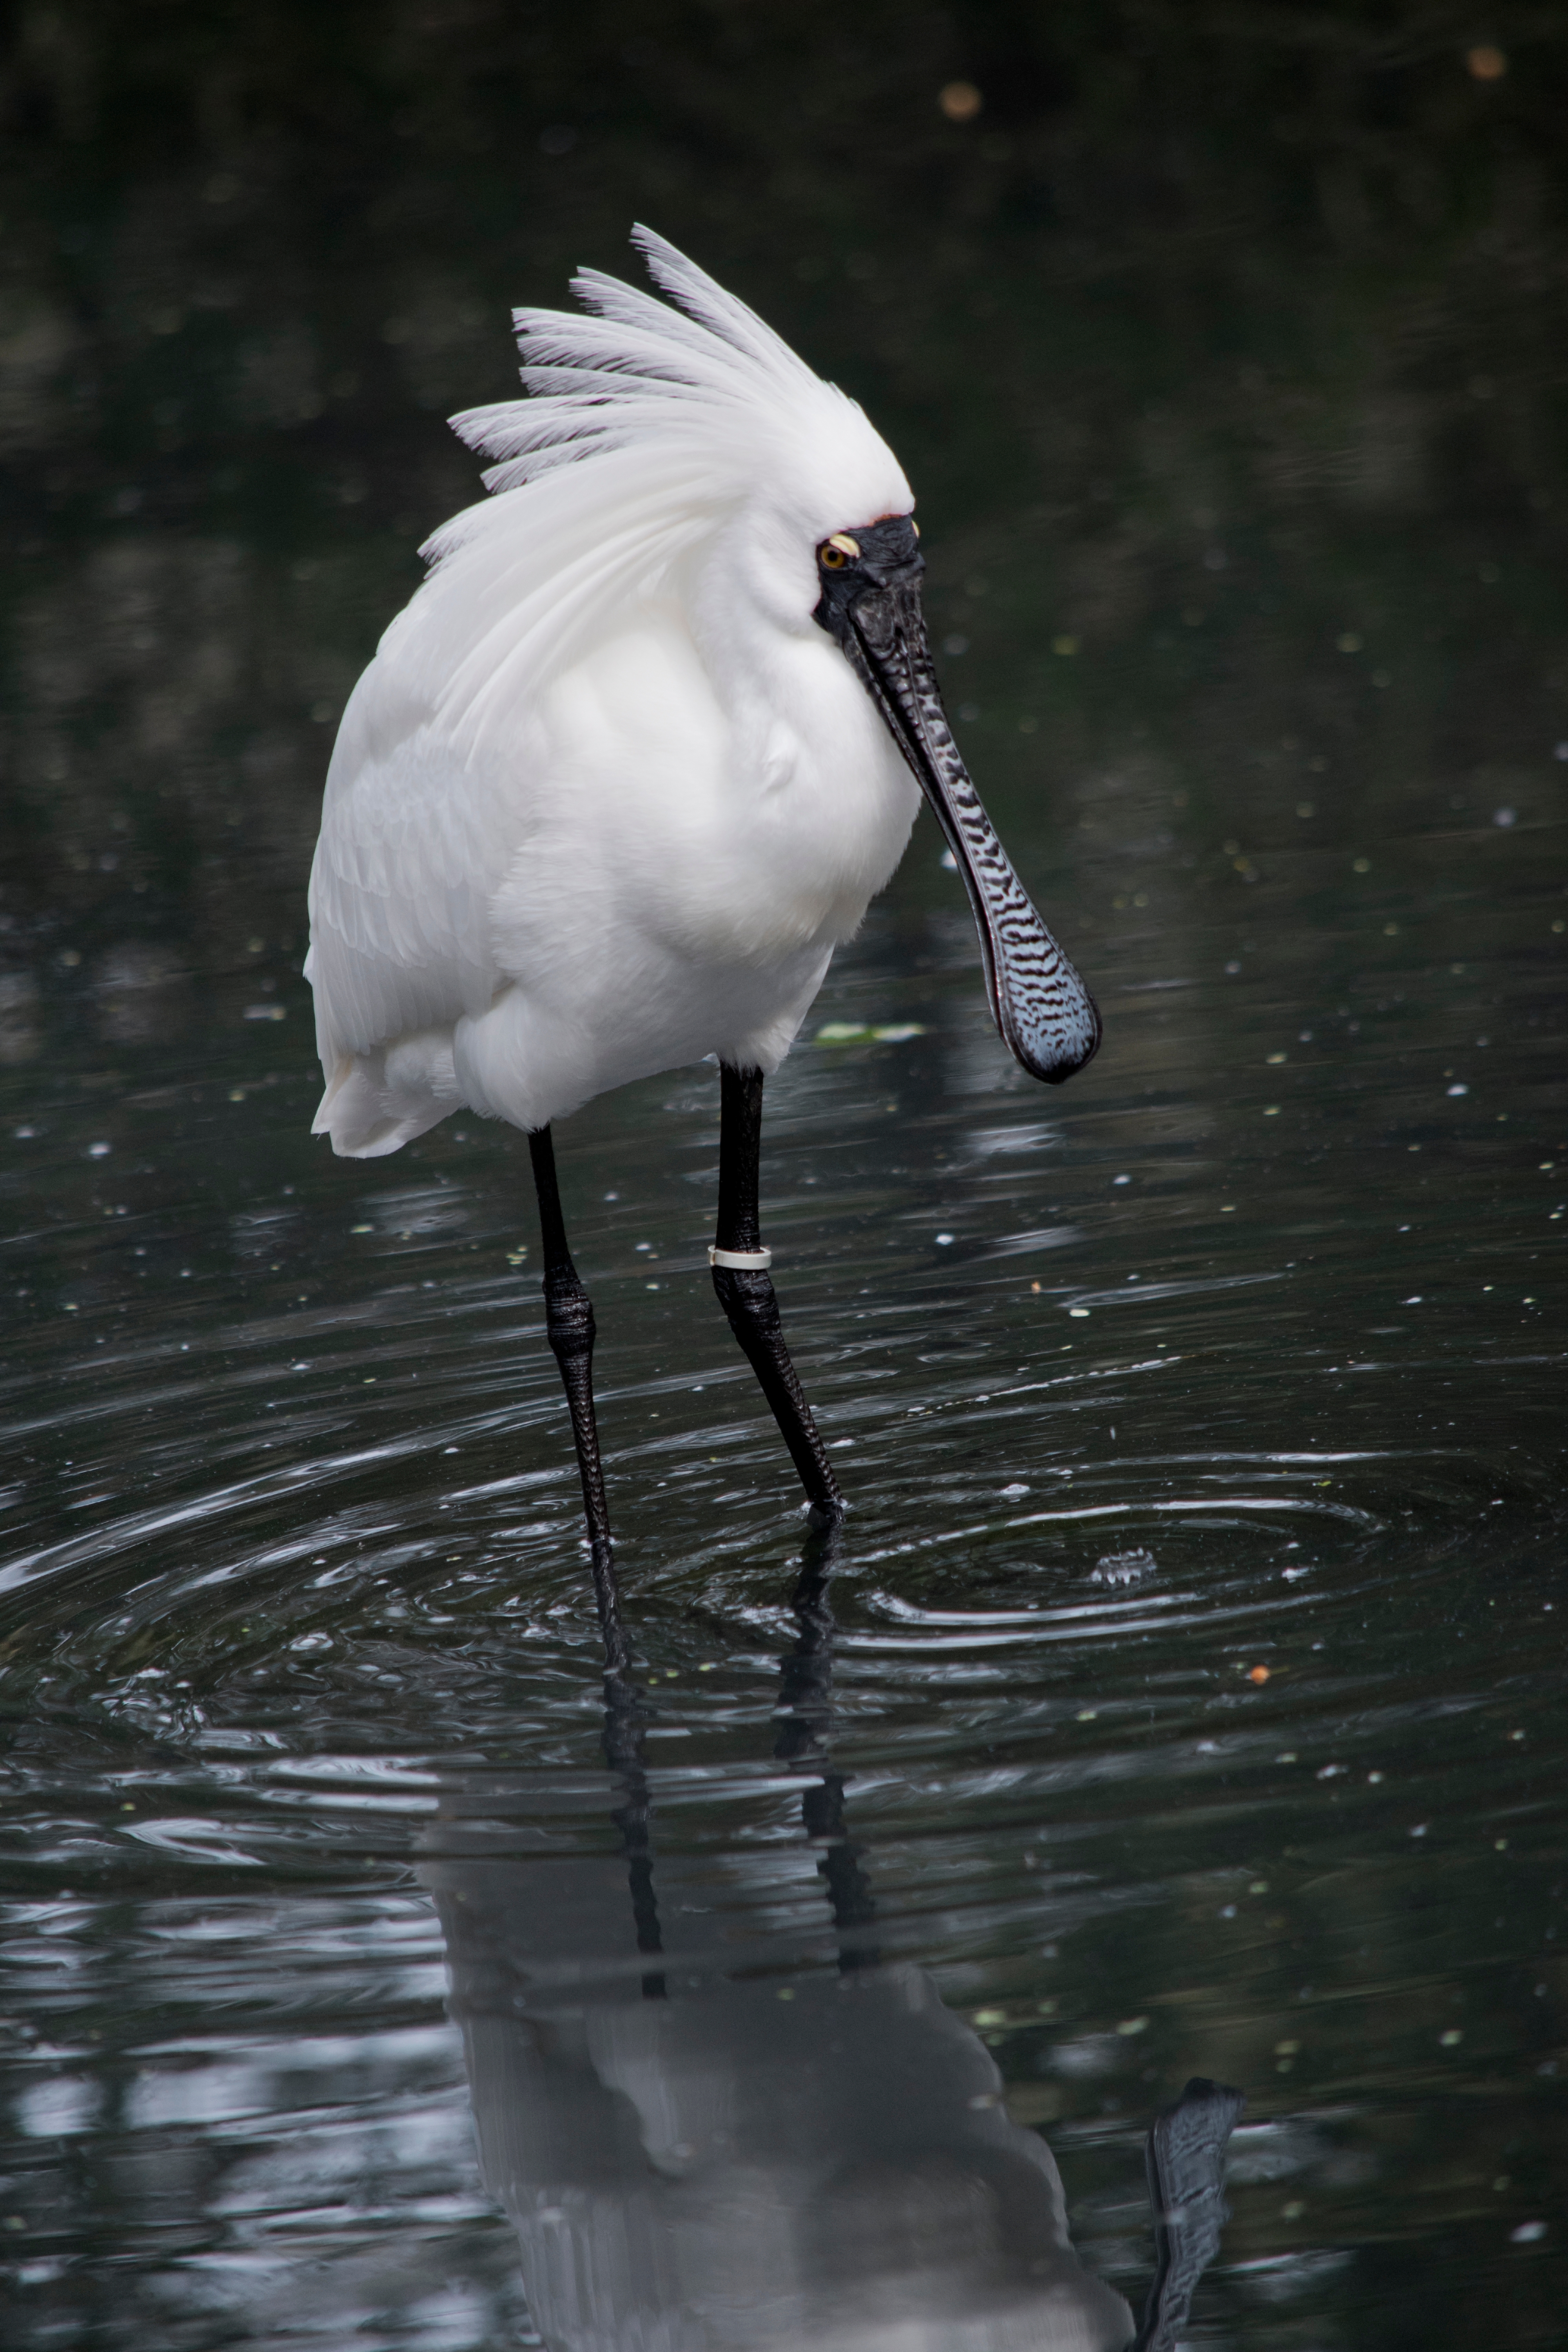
(711, 1063), (844, 1527)
(528, 1125), (627, 1669)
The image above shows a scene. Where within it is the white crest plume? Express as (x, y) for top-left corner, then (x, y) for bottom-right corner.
(402, 229), (910, 753)
(450, 224), (902, 513)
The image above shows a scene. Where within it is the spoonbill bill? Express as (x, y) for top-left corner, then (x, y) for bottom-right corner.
(306, 228), (1099, 1635)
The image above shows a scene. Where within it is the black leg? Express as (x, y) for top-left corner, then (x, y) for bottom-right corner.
(528, 1125), (627, 1670)
(711, 1063), (844, 1524)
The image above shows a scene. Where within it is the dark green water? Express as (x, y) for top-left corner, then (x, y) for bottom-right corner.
(2, 9), (1566, 2347)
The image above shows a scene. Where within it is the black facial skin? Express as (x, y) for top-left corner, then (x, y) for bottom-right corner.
(812, 517), (1102, 1087)
(812, 514), (926, 626)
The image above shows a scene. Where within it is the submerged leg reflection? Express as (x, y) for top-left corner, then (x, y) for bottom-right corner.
(774, 1539), (877, 1970)
(602, 1660), (665, 2001)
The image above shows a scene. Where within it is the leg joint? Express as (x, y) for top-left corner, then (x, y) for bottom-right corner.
(543, 1265), (596, 1360)
(711, 1265), (781, 1337)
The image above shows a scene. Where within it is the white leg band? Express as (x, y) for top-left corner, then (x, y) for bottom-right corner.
(710, 1244), (773, 1270)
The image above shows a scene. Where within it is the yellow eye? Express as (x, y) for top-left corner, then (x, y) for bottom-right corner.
(819, 542), (849, 571)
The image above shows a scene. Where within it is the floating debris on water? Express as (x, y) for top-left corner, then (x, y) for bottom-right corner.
(815, 1021), (927, 1044)
(1092, 1548), (1157, 1585)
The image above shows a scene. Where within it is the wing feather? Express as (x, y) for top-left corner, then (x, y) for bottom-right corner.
(307, 663), (521, 1077)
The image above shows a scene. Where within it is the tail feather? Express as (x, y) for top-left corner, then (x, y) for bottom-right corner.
(312, 1033), (462, 1159)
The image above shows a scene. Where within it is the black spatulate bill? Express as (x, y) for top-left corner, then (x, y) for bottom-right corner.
(815, 514), (1101, 1085)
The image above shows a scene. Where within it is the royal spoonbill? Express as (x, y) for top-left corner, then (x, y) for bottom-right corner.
(306, 228), (1099, 1636)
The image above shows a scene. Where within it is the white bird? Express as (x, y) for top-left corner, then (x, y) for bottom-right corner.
(306, 229), (1099, 1644)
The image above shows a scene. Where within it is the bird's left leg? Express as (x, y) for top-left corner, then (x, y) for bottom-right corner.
(528, 1125), (627, 1669)
(710, 1063), (844, 1526)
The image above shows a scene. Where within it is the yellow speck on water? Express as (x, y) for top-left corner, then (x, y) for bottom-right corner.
(1441, 2029), (1464, 2046)
(1076, 1708), (1098, 1722)
(1275, 2039), (1300, 2056)
(1384, 922), (1399, 936)
(1336, 632), (1362, 652)
(1220, 1204), (1236, 1212)
(1030, 1280), (1042, 1292)
(1116, 2016), (1149, 2036)
(1282, 2200), (1306, 2220)
(1266, 1051), (1286, 1064)
(1263, 1106), (1281, 1117)
(777, 1987), (795, 2001)
(350, 1223), (373, 1235)
(1353, 856), (1371, 873)
(1068, 1305), (1090, 1318)
(1249, 1881), (1269, 1895)
(973, 2008), (1007, 2027)
(1052, 634), (1079, 657)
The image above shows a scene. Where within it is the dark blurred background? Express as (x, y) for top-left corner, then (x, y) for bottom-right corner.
(3, 0), (1566, 1047)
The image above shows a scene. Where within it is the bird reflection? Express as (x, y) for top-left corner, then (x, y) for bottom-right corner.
(422, 1551), (1239, 2352)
